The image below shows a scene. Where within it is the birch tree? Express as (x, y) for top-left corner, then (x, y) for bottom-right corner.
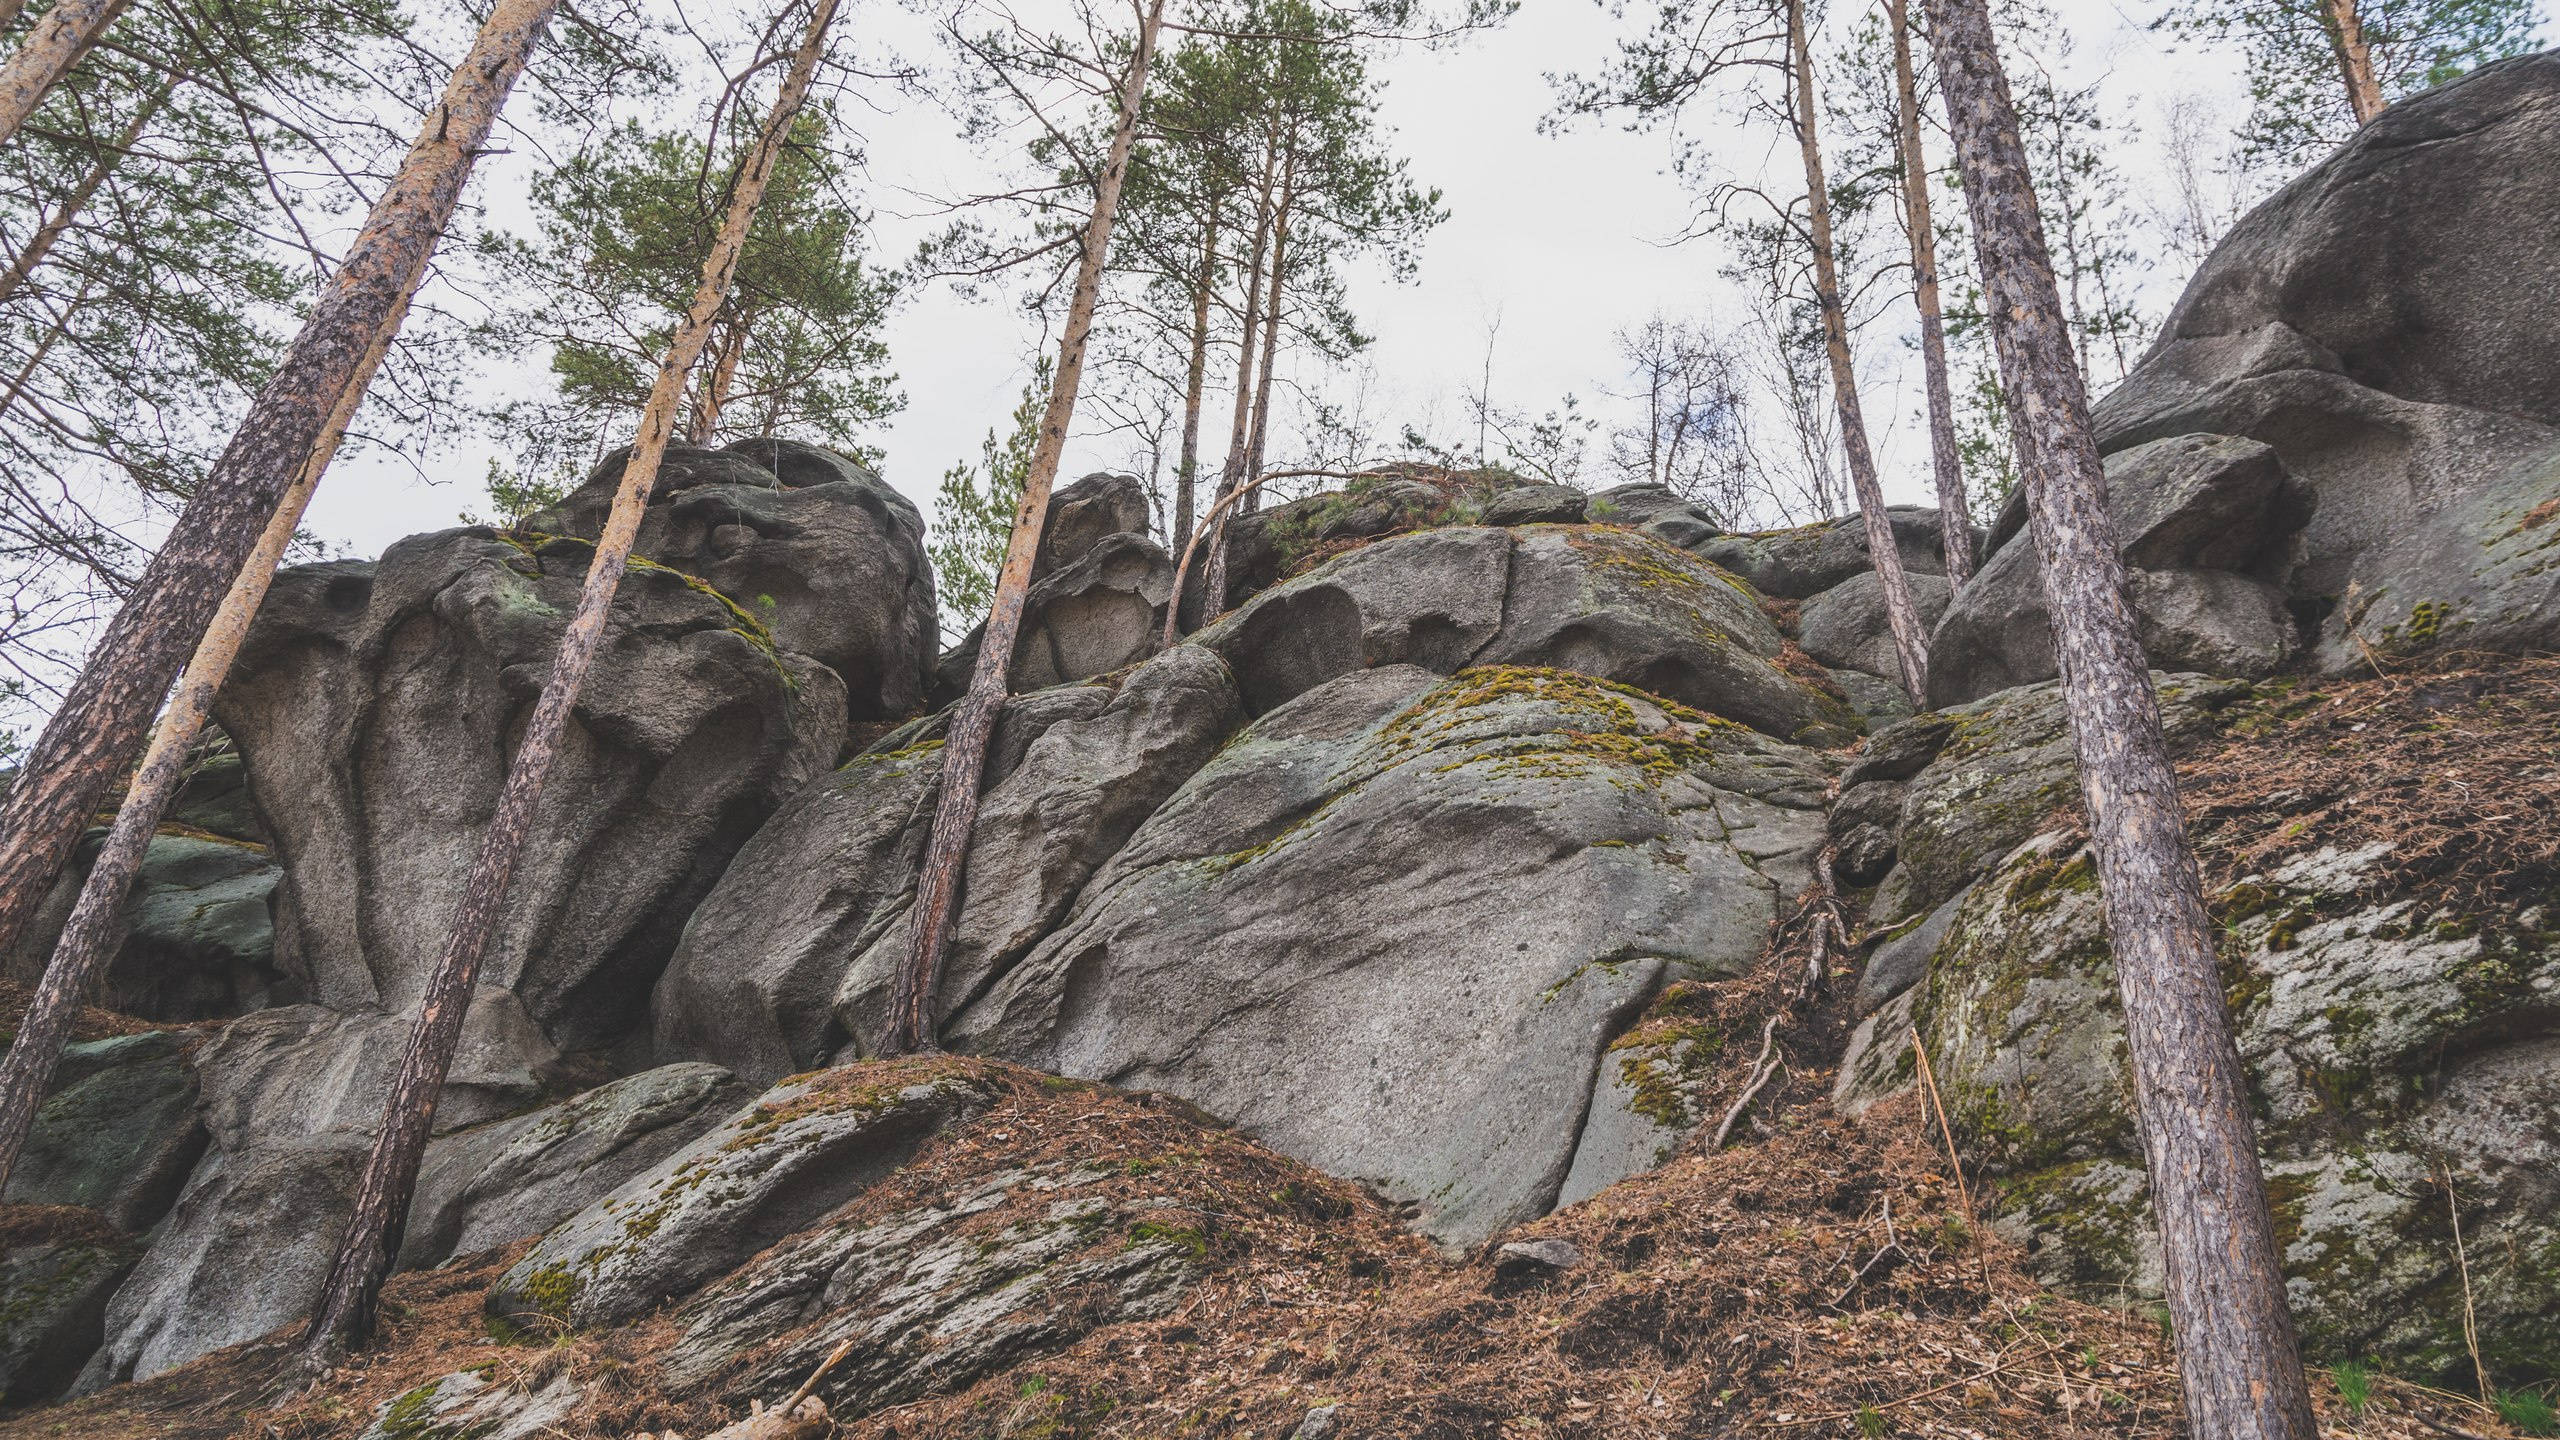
(1922, 0), (2320, 1432)
(0, 0), (559, 1004)
(302, 0), (846, 1367)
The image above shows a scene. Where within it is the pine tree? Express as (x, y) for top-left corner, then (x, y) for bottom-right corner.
(929, 359), (1052, 634)
(1922, 0), (2321, 1433)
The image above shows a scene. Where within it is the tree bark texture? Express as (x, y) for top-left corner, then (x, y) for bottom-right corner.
(1920, 3), (2320, 1436)
(1888, 0), (1973, 591)
(880, 0), (1169, 1057)
(300, 0), (841, 1364)
(1198, 132), (1281, 618)
(1174, 212), (1218, 562)
(2321, 0), (2386, 124)
(0, 0), (131, 151)
(1788, 0), (1930, 704)
(0, 302), (402, 1197)
(1241, 162), (1295, 510)
(0, 0), (560, 992)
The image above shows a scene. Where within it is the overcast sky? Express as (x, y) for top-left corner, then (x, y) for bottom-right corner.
(295, 0), (2525, 558)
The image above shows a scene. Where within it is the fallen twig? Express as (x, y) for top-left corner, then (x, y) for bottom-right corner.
(1709, 1014), (1785, 1150)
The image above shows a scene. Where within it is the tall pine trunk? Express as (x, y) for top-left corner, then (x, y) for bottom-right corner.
(0, 0), (559, 990)
(1198, 131), (1281, 618)
(1920, 1), (2319, 1434)
(2321, 0), (2385, 123)
(0, 303), (404, 1197)
(1787, 0), (1929, 704)
(878, 0), (1169, 1057)
(1173, 211), (1218, 561)
(299, 0), (842, 1366)
(1888, 0), (1972, 591)
(688, 318), (749, 443)
(1241, 162), (1295, 506)
(0, 0), (129, 150)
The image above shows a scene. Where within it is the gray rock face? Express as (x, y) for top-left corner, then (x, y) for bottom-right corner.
(401, 1062), (752, 1270)
(488, 1067), (994, 1329)
(84, 996), (555, 1386)
(659, 1158), (1196, 1417)
(1, 1032), (205, 1234)
(945, 663), (1832, 1248)
(1879, 673), (2249, 925)
(1798, 570), (1950, 684)
(2091, 55), (2560, 668)
(1853, 883), (1965, 1015)
(1929, 436), (2306, 706)
(1198, 524), (1854, 743)
(1696, 507), (1959, 599)
(0, 1214), (137, 1406)
(1482, 483), (1589, 526)
(218, 521), (851, 1051)
(936, 475), (1172, 702)
(104, 834), (285, 1022)
(358, 1369), (580, 1440)
(1587, 483), (1720, 547)
(1040, 471), (1153, 571)
(1840, 830), (2560, 1375)
(541, 437), (937, 714)
(653, 646), (1242, 1084)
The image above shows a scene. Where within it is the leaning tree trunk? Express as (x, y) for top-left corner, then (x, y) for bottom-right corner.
(0, 303), (403, 1197)
(1888, 0), (1972, 591)
(0, 0), (130, 151)
(1920, 1), (2320, 1435)
(0, 77), (169, 308)
(1240, 168), (1295, 504)
(1197, 132), (1281, 619)
(878, 0), (1170, 1057)
(0, 0), (559, 988)
(299, 0), (843, 1367)
(1789, 0), (1930, 704)
(2321, 0), (2385, 124)
(1173, 211), (1218, 562)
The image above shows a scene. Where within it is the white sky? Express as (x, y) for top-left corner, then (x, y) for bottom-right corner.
(295, 0), (2512, 557)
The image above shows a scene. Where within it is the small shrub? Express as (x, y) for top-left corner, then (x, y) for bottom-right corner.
(2497, 1389), (2557, 1436)
(2331, 1360), (2373, 1416)
(1854, 1403), (1886, 1438)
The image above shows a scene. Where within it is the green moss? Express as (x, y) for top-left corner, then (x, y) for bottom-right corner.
(1379, 665), (1748, 792)
(488, 528), (793, 686)
(1127, 1219), (1209, 1260)
(512, 1261), (584, 1321)
(2003, 850), (2097, 914)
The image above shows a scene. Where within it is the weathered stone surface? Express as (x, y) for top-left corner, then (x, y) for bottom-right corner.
(1, 1032), (205, 1234)
(1844, 831), (2560, 1375)
(1828, 779), (1907, 889)
(84, 996), (555, 1386)
(1587, 483), (1720, 547)
(1854, 883), (1965, 1015)
(357, 1369), (580, 1440)
(947, 664), (1831, 1248)
(658, 1160), (1196, 1416)
(1482, 483), (1588, 526)
(219, 521), (850, 1051)
(1695, 507), (1959, 599)
(1882, 673), (2249, 923)
(2091, 56), (2560, 667)
(1199, 525), (1853, 743)
(935, 476), (1172, 701)
(540, 437), (936, 713)
(0, 1212), (137, 1406)
(655, 647), (1242, 1083)
(401, 1062), (752, 1271)
(1930, 437), (2306, 707)
(489, 1067), (994, 1329)
(1040, 471), (1153, 571)
(1798, 570), (1950, 684)
(104, 834), (285, 1023)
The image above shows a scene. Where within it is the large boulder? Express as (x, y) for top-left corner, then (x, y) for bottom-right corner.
(0, 1209), (138, 1406)
(82, 997), (556, 1386)
(218, 512), (855, 1051)
(1196, 524), (1856, 743)
(0, 1031), (205, 1233)
(935, 473), (1174, 700)
(1928, 436), (2308, 706)
(652, 645), (1242, 1083)
(1696, 507), (1960, 599)
(2090, 54), (2560, 668)
(943, 663), (1832, 1248)
(1840, 830), (2560, 1378)
(1798, 570), (1951, 683)
(101, 833), (286, 1022)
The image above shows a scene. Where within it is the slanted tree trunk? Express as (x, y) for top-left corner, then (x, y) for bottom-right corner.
(1788, 0), (1929, 704)
(0, 0), (560, 987)
(2321, 0), (2385, 124)
(879, 0), (1169, 1057)
(1197, 132), (1281, 618)
(0, 302), (403, 1197)
(0, 77), (168, 308)
(1241, 161), (1295, 505)
(1887, 0), (1972, 591)
(0, 0), (130, 150)
(1173, 211), (1218, 561)
(299, 0), (842, 1368)
(688, 318), (749, 443)
(1920, 2), (2320, 1435)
